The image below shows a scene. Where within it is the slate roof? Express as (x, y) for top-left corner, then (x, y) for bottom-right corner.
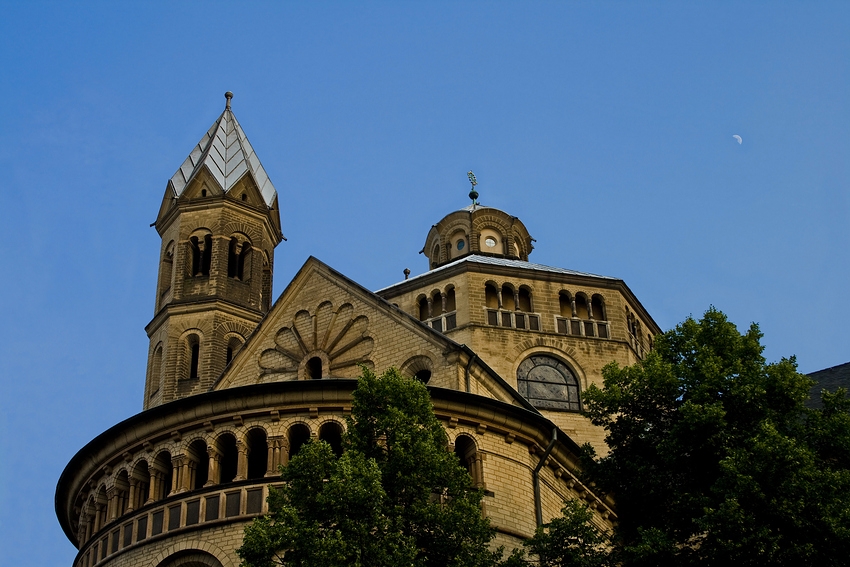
(377, 254), (617, 292)
(168, 97), (277, 207)
(807, 361), (850, 409)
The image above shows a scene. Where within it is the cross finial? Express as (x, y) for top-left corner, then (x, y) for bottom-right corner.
(225, 91), (234, 110)
(467, 171), (479, 205)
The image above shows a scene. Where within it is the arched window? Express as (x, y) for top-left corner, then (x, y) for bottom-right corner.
(227, 236), (253, 281)
(159, 242), (174, 301)
(432, 291), (444, 314)
(184, 334), (201, 380)
(246, 429), (269, 479)
(114, 470), (130, 518)
(414, 369), (432, 383)
(188, 233), (212, 277)
(307, 357), (322, 380)
(152, 452), (173, 500)
(418, 296), (429, 321)
(575, 294), (589, 319)
(591, 294), (606, 321)
(518, 287), (533, 312)
(517, 355), (581, 411)
(216, 434), (238, 484)
(225, 336), (243, 366)
(187, 439), (209, 489)
(319, 422), (344, 457)
(454, 434), (483, 487)
(288, 423), (311, 460)
(501, 285), (516, 311)
(559, 292), (573, 318)
(131, 461), (151, 509)
(485, 284), (499, 309)
(445, 287), (456, 312)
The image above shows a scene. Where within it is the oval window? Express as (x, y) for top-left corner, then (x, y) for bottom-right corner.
(485, 237), (497, 248)
(457, 240), (465, 251)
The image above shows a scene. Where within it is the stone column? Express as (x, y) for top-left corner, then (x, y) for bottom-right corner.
(426, 298), (433, 319)
(206, 446), (221, 487)
(570, 297), (577, 318)
(441, 294), (447, 314)
(93, 503), (104, 533)
(235, 439), (249, 481)
(148, 470), (162, 503)
(127, 479), (138, 513)
(513, 290), (520, 311)
(106, 487), (117, 522)
(170, 455), (182, 495)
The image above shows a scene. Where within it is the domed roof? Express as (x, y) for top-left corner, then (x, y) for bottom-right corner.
(422, 200), (534, 270)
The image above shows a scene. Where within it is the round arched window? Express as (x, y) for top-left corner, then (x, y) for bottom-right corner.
(517, 355), (580, 411)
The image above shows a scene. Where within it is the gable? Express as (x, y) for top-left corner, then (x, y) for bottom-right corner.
(215, 258), (536, 412)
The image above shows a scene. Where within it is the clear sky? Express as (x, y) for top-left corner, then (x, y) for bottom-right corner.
(1, 2), (848, 564)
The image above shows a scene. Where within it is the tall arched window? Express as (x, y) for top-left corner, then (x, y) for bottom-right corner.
(159, 242), (174, 301)
(517, 355), (581, 411)
(131, 461), (151, 508)
(319, 422), (344, 457)
(288, 424), (311, 460)
(187, 439), (209, 489)
(307, 357), (322, 379)
(114, 470), (130, 518)
(227, 235), (253, 281)
(216, 434), (238, 484)
(418, 296), (429, 321)
(188, 233), (212, 277)
(152, 452), (173, 500)
(454, 434), (483, 487)
(246, 429), (269, 479)
(184, 334), (201, 380)
(225, 336), (243, 366)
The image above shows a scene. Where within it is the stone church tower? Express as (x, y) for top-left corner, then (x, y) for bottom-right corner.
(56, 94), (660, 567)
(145, 92), (284, 408)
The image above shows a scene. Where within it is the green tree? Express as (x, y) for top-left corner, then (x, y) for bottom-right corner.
(522, 499), (612, 567)
(578, 307), (850, 566)
(238, 367), (503, 567)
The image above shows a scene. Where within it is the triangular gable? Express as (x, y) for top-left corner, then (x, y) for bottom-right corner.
(215, 257), (537, 413)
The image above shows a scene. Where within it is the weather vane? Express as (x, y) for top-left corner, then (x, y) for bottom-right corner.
(467, 171), (479, 205)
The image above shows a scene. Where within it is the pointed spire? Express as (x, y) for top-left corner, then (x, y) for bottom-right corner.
(167, 92), (278, 207)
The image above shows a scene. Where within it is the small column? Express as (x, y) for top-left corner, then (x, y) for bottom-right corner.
(93, 503), (104, 533)
(570, 297), (577, 318)
(148, 470), (162, 503)
(441, 294), (447, 314)
(513, 290), (520, 311)
(126, 479), (138, 513)
(496, 290), (503, 309)
(170, 456), (182, 495)
(235, 439), (249, 481)
(205, 446), (221, 487)
(426, 298), (433, 319)
(106, 487), (117, 522)
(184, 459), (196, 492)
(280, 438), (291, 468)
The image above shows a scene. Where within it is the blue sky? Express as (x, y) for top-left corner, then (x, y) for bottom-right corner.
(1, 2), (848, 564)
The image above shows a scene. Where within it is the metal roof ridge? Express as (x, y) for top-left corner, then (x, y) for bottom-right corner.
(376, 254), (618, 292)
(167, 96), (277, 207)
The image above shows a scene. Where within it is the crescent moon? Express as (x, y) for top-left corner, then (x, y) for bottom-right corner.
(733, 135), (742, 144)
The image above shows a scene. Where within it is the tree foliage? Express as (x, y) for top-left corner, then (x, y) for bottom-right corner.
(238, 367), (503, 567)
(521, 499), (612, 567)
(577, 307), (850, 566)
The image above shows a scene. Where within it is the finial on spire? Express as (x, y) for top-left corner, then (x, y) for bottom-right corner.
(467, 171), (479, 205)
(225, 91), (234, 110)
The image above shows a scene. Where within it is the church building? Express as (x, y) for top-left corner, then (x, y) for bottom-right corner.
(56, 93), (660, 567)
